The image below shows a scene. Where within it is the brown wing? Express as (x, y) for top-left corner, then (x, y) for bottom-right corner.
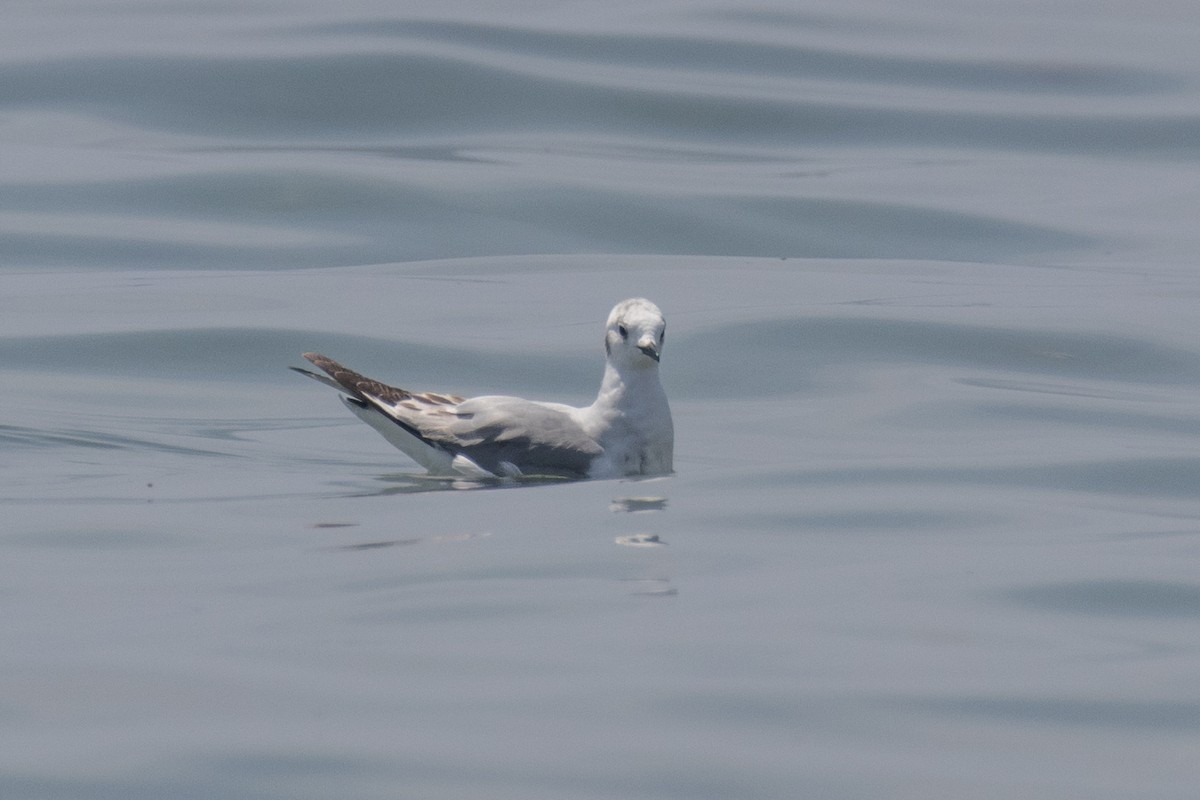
(296, 352), (464, 409)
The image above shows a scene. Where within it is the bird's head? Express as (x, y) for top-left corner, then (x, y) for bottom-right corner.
(604, 298), (666, 370)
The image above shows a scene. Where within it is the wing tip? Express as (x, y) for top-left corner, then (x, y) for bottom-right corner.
(298, 352), (347, 381)
(291, 363), (344, 391)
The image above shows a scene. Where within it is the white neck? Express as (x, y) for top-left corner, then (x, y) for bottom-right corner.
(581, 358), (673, 477)
(593, 360), (663, 411)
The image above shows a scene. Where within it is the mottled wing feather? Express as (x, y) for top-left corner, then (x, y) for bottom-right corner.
(298, 353), (462, 448)
(299, 353), (463, 408)
(297, 353), (600, 477)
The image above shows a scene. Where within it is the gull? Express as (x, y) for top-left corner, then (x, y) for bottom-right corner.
(292, 298), (673, 480)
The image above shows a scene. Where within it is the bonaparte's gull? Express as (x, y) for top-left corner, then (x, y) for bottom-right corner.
(293, 298), (673, 480)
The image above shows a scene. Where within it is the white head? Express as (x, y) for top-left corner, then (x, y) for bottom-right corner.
(604, 298), (666, 370)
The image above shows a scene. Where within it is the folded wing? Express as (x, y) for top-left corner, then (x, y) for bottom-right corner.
(294, 353), (602, 478)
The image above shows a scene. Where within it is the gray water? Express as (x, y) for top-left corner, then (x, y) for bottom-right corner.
(3, 1), (1200, 797)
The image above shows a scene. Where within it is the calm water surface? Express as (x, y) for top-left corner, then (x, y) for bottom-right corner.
(3, 1), (1200, 798)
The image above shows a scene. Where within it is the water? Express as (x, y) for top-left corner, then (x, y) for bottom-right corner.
(3, 1), (1200, 797)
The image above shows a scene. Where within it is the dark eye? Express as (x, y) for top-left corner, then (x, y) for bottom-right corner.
(659, 328), (665, 343)
(617, 324), (628, 339)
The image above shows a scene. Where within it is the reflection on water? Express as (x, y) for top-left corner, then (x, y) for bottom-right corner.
(610, 496), (669, 513)
(615, 533), (666, 548)
(347, 471), (576, 495)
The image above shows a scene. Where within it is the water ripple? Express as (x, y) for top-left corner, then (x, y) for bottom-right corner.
(911, 695), (1200, 730)
(1006, 579), (1200, 618)
(776, 457), (1200, 499)
(0, 45), (1191, 153)
(671, 317), (1200, 399)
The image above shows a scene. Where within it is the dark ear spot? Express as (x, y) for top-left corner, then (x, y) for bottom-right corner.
(605, 337), (611, 356)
